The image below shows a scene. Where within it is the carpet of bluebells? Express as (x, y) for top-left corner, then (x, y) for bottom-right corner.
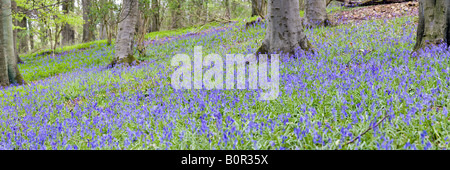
(0, 16), (449, 150)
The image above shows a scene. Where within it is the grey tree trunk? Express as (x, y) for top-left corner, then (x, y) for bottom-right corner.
(82, 0), (95, 42)
(110, 0), (139, 67)
(100, 23), (107, 40)
(62, 0), (75, 46)
(256, 0), (313, 56)
(305, 0), (330, 27)
(0, 0), (25, 86)
(414, 0), (450, 51)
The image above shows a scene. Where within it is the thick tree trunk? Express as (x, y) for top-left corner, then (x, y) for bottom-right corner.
(82, 0), (95, 42)
(62, 0), (75, 46)
(0, 0), (26, 86)
(414, 0), (450, 51)
(256, 0), (313, 56)
(110, 0), (139, 67)
(305, 0), (331, 27)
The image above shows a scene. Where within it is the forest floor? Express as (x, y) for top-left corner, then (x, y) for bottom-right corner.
(331, 1), (418, 24)
(1, 2), (449, 150)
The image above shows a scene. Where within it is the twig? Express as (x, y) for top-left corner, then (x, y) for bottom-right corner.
(340, 114), (390, 148)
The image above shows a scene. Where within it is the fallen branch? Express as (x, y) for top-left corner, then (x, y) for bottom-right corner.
(339, 114), (390, 148)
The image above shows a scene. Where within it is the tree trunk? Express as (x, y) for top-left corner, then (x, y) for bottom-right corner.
(28, 18), (34, 50)
(107, 9), (114, 46)
(251, 0), (260, 17)
(62, 0), (75, 46)
(0, 0), (26, 86)
(109, 0), (139, 67)
(17, 7), (29, 54)
(256, 0), (313, 56)
(11, 0), (23, 64)
(414, 0), (450, 51)
(225, 0), (231, 19)
(299, 0), (305, 10)
(149, 0), (160, 32)
(82, 0), (95, 42)
(170, 0), (182, 29)
(305, 0), (331, 27)
(40, 21), (48, 48)
(251, 0), (265, 17)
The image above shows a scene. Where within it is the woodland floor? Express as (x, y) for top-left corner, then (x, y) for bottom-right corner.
(1, 2), (449, 150)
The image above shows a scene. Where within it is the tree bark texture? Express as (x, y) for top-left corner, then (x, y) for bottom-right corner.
(149, 0), (160, 32)
(0, 0), (26, 86)
(170, 0), (182, 29)
(251, 0), (266, 17)
(414, 0), (450, 51)
(256, 0), (313, 56)
(305, 0), (331, 27)
(111, 0), (139, 67)
(62, 0), (75, 46)
(82, 0), (95, 42)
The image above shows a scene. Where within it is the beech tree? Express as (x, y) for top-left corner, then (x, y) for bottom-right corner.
(62, 0), (75, 46)
(1, 0), (26, 86)
(224, 0), (231, 19)
(109, 0), (139, 67)
(414, 0), (450, 51)
(149, 0), (160, 32)
(256, 0), (313, 56)
(82, 0), (95, 42)
(170, 0), (182, 29)
(305, 0), (331, 27)
(11, 0), (24, 63)
(251, 0), (266, 17)
(251, 0), (266, 16)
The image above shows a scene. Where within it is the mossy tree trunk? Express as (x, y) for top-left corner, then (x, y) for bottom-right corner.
(251, 0), (266, 18)
(110, 0), (139, 67)
(1, 0), (26, 87)
(256, 0), (313, 56)
(414, 0), (450, 51)
(82, 0), (95, 43)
